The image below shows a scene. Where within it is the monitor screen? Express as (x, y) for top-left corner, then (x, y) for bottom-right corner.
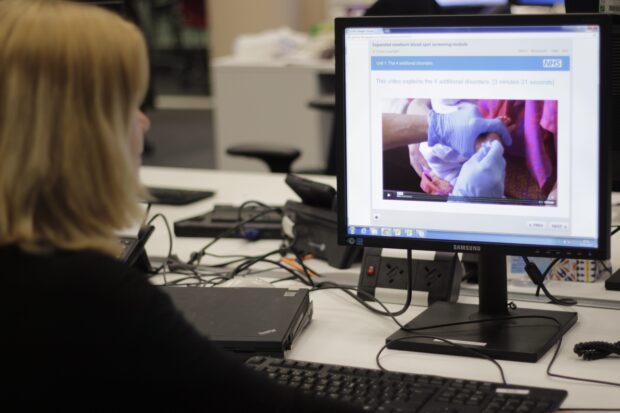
(436, 0), (508, 6)
(564, 2), (620, 192)
(511, 0), (563, 5)
(337, 13), (612, 363)
(337, 14), (610, 260)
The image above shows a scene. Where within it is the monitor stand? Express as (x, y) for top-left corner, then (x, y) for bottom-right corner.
(386, 254), (577, 363)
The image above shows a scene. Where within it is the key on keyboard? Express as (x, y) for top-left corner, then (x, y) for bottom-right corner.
(245, 356), (567, 413)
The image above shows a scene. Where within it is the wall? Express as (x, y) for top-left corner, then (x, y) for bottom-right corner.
(207, 0), (326, 58)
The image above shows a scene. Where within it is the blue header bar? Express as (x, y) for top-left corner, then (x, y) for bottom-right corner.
(371, 56), (570, 71)
(346, 25), (597, 34)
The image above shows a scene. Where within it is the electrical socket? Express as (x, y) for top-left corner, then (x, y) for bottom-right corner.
(357, 248), (462, 305)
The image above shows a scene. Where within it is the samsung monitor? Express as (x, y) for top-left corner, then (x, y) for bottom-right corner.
(337, 13), (611, 362)
(436, 0), (508, 6)
(437, 0), (510, 14)
(564, 0), (597, 13)
(511, 0), (563, 5)
(564, 2), (620, 192)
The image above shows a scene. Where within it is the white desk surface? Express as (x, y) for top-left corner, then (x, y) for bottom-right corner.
(140, 166), (620, 412)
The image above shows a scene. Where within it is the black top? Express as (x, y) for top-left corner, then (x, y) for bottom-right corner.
(0, 245), (360, 412)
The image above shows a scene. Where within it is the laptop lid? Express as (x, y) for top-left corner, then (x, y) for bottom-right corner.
(162, 287), (311, 353)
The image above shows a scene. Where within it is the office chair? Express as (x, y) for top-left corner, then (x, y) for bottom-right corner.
(226, 97), (337, 174)
(226, 144), (300, 173)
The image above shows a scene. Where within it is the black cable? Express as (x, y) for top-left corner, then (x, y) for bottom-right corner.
(236, 200), (276, 223)
(141, 202), (153, 227)
(282, 246), (317, 287)
(270, 275), (298, 284)
(201, 251), (261, 263)
(536, 257), (561, 297)
(309, 285), (585, 391)
(279, 256), (620, 407)
(375, 334), (507, 385)
(203, 249), (619, 405)
(391, 249), (413, 317)
(227, 248), (315, 287)
(313, 282), (409, 319)
(313, 249), (413, 317)
(164, 262), (284, 288)
(599, 260), (613, 276)
(187, 206), (283, 266)
(547, 338), (620, 388)
(146, 213), (173, 275)
(574, 341), (620, 361)
(522, 257), (577, 306)
(611, 225), (620, 236)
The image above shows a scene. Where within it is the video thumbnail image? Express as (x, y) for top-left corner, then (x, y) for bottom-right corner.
(381, 98), (558, 206)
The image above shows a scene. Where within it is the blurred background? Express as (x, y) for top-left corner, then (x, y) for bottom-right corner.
(110, 0), (568, 171)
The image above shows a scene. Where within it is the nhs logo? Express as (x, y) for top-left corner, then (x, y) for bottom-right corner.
(542, 59), (563, 69)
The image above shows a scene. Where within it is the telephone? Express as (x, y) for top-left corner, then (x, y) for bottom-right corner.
(118, 225), (155, 273)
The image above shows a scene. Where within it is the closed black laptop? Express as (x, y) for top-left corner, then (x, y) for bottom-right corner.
(162, 287), (312, 358)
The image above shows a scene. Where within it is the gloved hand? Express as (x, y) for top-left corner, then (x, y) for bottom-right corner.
(451, 140), (506, 198)
(427, 105), (512, 158)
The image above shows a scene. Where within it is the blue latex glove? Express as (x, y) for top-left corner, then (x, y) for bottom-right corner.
(451, 140), (506, 198)
(427, 105), (512, 158)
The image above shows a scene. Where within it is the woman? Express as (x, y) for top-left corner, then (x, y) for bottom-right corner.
(0, 1), (359, 411)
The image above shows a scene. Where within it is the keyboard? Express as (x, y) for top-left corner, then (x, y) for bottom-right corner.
(245, 356), (567, 413)
(145, 186), (214, 205)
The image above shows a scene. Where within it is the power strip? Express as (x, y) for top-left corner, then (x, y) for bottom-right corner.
(357, 248), (463, 306)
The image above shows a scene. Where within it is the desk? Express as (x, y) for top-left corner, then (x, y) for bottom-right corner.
(140, 166), (620, 411)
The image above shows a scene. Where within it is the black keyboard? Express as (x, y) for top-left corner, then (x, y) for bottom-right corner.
(245, 356), (567, 413)
(145, 186), (214, 205)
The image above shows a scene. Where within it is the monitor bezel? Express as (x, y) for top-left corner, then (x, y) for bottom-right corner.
(336, 13), (611, 260)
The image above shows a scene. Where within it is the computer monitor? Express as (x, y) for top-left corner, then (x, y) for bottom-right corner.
(564, 2), (620, 192)
(510, 0), (563, 5)
(336, 13), (611, 362)
(437, 0), (510, 14)
(436, 0), (508, 6)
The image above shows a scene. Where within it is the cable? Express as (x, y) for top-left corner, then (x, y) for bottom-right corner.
(526, 224), (618, 297)
(574, 341), (620, 361)
(375, 334), (507, 385)
(140, 202), (152, 227)
(312, 249), (413, 318)
(547, 338), (620, 388)
(536, 257), (560, 297)
(236, 200), (274, 223)
(146, 213), (173, 275)
(317, 280), (619, 408)
(227, 248), (315, 287)
(187, 206), (283, 266)
(599, 260), (613, 276)
(521, 257), (577, 306)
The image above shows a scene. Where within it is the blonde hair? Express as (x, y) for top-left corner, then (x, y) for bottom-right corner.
(0, 0), (149, 256)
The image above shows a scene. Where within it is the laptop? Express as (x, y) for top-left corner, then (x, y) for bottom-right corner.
(162, 287), (313, 359)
